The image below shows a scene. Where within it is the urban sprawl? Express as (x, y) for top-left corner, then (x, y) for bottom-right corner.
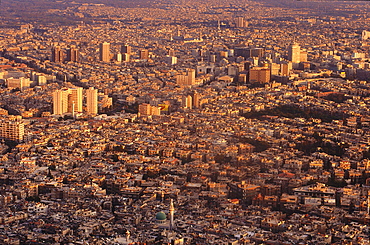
(1, 0), (370, 244)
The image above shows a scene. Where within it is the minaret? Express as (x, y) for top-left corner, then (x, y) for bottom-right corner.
(169, 199), (175, 230)
(72, 102), (75, 119)
(126, 230), (130, 242)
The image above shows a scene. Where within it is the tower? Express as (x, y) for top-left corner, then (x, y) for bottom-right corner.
(188, 69), (196, 85)
(288, 43), (301, 68)
(116, 53), (122, 62)
(66, 47), (79, 62)
(53, 87), (83, 115)
(121, 44), (131, 54)
(182, 95), (192, 109)
(68, 87), (83, 113)
(235, 17), (247, 28)
(51, 46), (64, 62)
(123, 53), (130, 62)
(86, 87), (98, 115)
(99, 42), (110, 62)
(169, 199), (175, 230)
(192, 92), (200, 108)
(53, 89), (70, 115)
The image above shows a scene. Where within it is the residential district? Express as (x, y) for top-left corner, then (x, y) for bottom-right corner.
(0, 0), (370, 244)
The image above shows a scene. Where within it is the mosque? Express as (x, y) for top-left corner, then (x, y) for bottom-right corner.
(155, 199), (175, 230)
(115, 199), (178, 244)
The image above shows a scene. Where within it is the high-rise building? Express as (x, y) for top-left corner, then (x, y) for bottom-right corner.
(53, 89), (70, 115)
(249, 67), (271, 84)
(288, 43), (301, 67)
(123, 53), (130, 62)
(116, 53), (122, 62)
(99, 42), (110, 62)
(0, 115), (24, 142)
(235, 17), (248, 28)
(121, 45), (131, 54)
(66, 47), (79, 62)
(86, 87), (98, 115)
(51, 46), (64, 62)
(192, 92), (200, 108)
(182, 95), (193, 109)
(68, 87), (83, 113)
(139, 49), (149, 60)
(53, 87), (83, 115)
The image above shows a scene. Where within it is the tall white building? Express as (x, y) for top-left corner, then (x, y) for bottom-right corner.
(235, 17), (248, 28)
(68, 87), (83, 113)
(182, 95), (193, 109)
(53, 89), (70, 115)
(86, 87), (98, 115)
(288, 43), (301, 68)
(99, 42), (110, 62)
(53, 87), (83, 115)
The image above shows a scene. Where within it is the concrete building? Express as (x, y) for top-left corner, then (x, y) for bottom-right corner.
(121, 45), (131, 54)
(51, 46), (64, 63)
(288, 43), (301, 68)
(182, 95), (192, 109)
(53, 87), (83, 115)
(86, 87), (98, 115)
(249, 67), (271, 84)
(6, 77), (31, 90)
(235, 17), (248, 28)
(139, 49), (149, 60)
(66, 47), (79, 62)
(99, 42), (110, 62)
(0, 115), (24, 142)
(176, 69), (196, 86)
(68, 87), (83, 114)
(53, 88), (70, 115)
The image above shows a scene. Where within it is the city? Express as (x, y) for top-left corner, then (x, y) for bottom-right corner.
(0, 0), (370, 244)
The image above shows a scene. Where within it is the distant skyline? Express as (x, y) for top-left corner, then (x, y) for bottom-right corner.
(0, 0), (369, 26)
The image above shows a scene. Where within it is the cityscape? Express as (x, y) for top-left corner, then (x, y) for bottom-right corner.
(1, 0), (370, 244)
